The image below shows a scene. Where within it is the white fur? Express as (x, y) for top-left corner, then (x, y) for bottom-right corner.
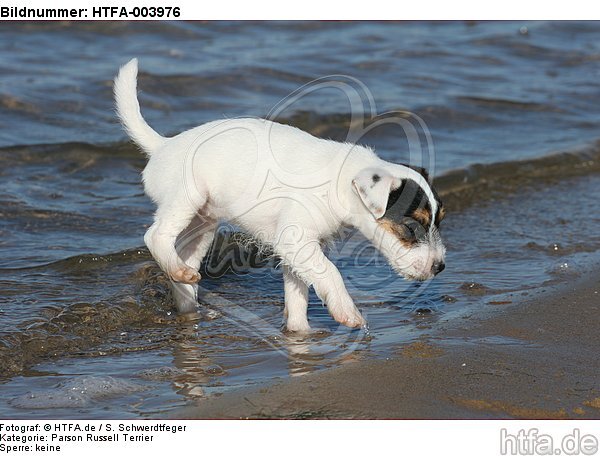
(114, 59), (446, 331)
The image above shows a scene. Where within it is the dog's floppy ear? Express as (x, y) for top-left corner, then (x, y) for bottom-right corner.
(352, 168), (401, 219)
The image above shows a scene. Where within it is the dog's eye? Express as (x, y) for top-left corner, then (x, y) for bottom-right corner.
(403, 219), (426, 240)
(405, 224), (417, 240)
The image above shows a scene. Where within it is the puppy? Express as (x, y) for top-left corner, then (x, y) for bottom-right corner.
(114, 59), (446, 332)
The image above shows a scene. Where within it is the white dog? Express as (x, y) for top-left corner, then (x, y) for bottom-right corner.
(114, 59), (446, 332)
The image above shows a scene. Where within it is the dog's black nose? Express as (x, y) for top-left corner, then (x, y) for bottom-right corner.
(432, 261), (445, 275)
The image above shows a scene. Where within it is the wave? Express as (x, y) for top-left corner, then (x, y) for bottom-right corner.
(0, 260), (174, 380)
(2, 133), (599, 193)
(0, 141), (141, 161)
(0, 248), (152, 273)
(0, 133), (599, 221)
(435, 141), (600, 211)
(456, 96), (565, 113)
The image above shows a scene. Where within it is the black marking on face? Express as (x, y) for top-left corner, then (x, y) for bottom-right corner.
(383, 177), (445, 238)
(385, 179), (430, 225)
(396, 164), (445, 227)
(372, 174), (381, 183)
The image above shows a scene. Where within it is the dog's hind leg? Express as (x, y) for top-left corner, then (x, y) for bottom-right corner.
(176, 218), (216, 271)
(144, 199), (206, 285)
(170, 216), (216, 313)
(170, 282), (199, 314)
(283, 265), (310, 332)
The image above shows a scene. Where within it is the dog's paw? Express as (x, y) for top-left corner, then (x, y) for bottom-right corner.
(329, 304), (366, 329)
(170, 267), (201, 284)
(284, 319), (312, 333)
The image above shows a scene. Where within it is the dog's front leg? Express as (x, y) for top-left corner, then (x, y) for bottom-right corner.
(283, 265), (310, 332)
(276, 231), (365, 329)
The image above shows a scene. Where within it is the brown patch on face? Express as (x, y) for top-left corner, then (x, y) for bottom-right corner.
(436, 205), (446, 225)
(377, 218), (415, 248)
(411, 207), (432, 228)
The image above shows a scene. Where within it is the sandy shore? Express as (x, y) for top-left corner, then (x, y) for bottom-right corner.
(174, 275), (600, 419)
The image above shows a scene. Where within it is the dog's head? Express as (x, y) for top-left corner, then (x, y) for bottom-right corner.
(352, 165), (446, 281)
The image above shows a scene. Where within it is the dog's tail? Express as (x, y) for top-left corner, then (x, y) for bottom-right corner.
(114, 58), (165, 155)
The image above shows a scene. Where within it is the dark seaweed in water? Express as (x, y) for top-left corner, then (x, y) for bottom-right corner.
(1, 21), (600, 418)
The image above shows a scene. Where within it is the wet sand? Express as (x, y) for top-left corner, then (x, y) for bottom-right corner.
(175, 274), (600, 419)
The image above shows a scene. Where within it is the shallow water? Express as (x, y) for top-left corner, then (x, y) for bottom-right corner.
(0, 21), (599, 418)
